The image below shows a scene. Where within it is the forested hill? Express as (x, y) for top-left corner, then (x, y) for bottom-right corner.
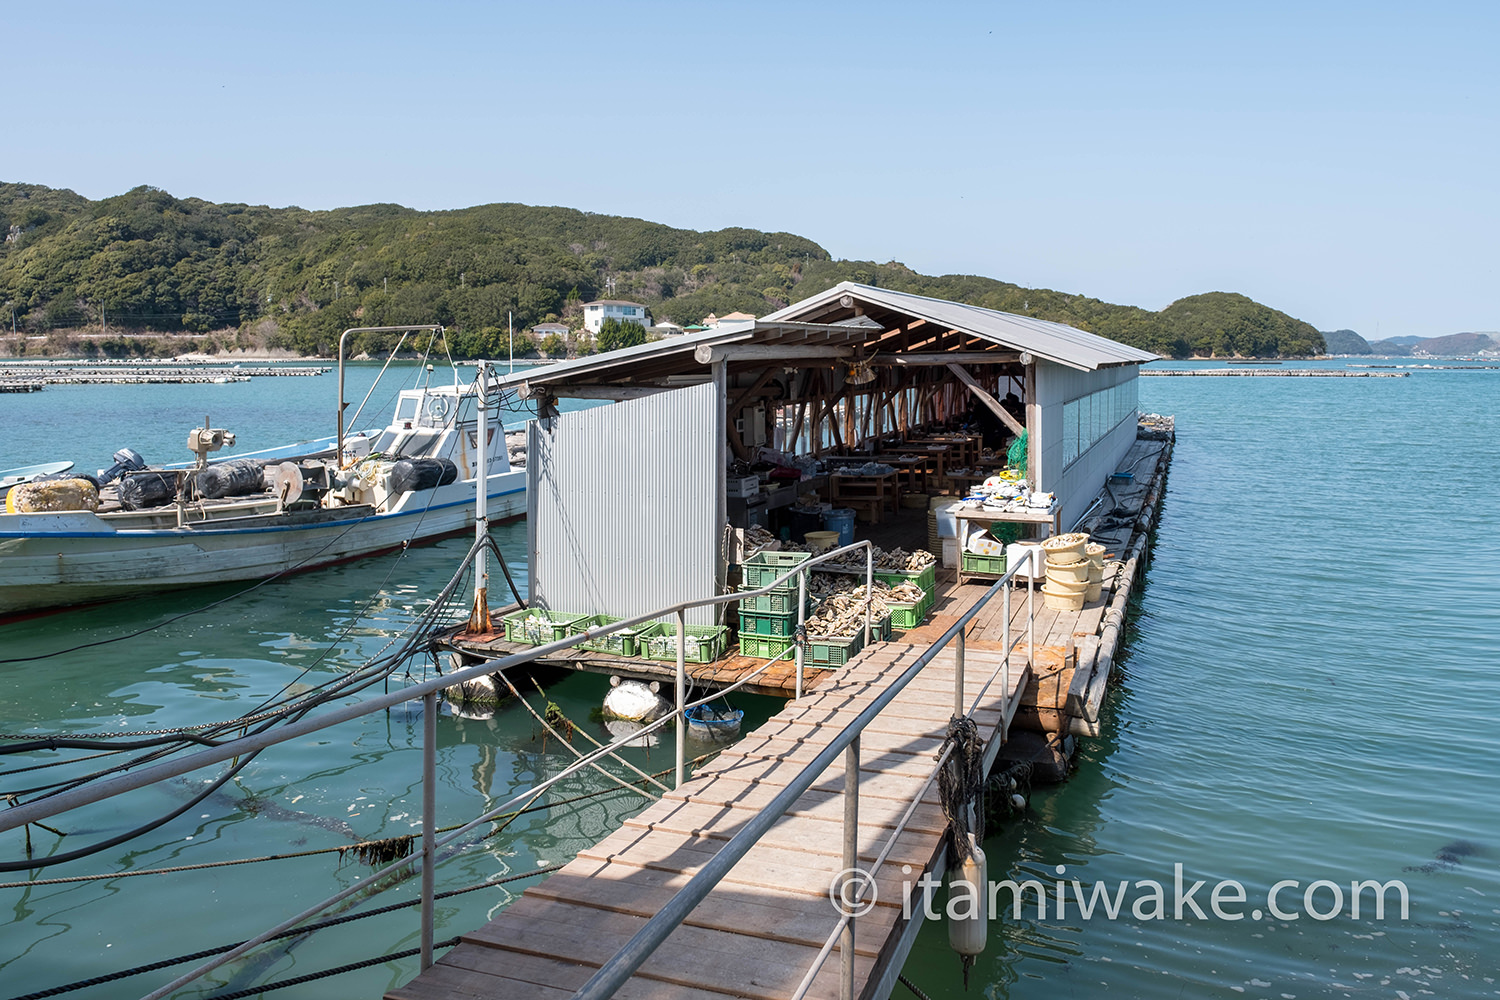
(0, 182), (1323, 358)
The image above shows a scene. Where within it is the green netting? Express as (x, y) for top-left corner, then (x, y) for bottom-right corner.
(989, 521), (1023, 545)
(1006, 429), (1028, 474)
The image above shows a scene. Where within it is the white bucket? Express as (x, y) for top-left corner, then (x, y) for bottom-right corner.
(1041, 535), (1087, 565)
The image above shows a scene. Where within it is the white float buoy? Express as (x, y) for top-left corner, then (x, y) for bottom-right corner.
(1009, 792), (1027, 812)
(603, 676), (671, 722)
(948, 833), (987, 984)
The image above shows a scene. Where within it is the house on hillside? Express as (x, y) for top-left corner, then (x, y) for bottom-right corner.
(700, 311), (757, 329)
(582, 300), (649, 334)
(650, 321), (685, 337)
(531, 322), (570, 340)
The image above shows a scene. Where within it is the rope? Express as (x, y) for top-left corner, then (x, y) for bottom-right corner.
(0, 766), (675, 888)
(936, 714), (985, 866)
(2, 865), (561, 1000)
(898, 972), (936, 1000)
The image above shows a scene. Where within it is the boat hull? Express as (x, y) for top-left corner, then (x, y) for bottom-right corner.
(0, 471), (525, 617)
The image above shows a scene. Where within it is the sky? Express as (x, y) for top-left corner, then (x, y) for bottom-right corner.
(8, 0), (1497, 339)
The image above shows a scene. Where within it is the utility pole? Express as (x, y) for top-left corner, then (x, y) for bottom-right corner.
(508, 312), (514, 374)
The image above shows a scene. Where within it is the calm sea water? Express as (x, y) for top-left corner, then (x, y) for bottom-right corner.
(903, 359), (1500, 998)
(2, 359), (1497, 999)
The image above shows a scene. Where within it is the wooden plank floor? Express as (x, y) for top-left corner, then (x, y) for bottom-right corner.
(388, 639), (1032, 1000)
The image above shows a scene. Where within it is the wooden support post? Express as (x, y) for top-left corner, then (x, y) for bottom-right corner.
(948, 362), (1024, 436)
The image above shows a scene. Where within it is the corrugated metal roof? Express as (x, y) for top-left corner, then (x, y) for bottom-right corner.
(762, 281), (1158, 371)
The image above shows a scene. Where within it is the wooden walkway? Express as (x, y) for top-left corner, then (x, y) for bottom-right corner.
(394, 431), (1175, 999)
(389, 637), (1031, 1000)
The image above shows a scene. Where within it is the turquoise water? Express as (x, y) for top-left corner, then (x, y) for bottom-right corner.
(902, 359), (1500, 998)
(3, 359), (1498, 999)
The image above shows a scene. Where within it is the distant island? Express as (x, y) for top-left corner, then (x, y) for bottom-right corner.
(1320, 328), (1499, 357)
(4, 180), (1328, 360)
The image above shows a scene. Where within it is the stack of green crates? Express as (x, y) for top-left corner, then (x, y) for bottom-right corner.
(875, 563), (937, 600)
(738, 551), (811, 660)
(804, 613), (893, 667)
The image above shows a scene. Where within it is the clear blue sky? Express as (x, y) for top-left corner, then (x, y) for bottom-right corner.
(9, 1), (1497, 339)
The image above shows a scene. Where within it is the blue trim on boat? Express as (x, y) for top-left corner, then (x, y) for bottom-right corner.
(0, 486), (524, 539)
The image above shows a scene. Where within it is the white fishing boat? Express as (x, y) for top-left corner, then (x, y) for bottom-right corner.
(0, 327), (526, 619)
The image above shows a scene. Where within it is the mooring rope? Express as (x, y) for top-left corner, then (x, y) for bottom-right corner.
(936, 714), (985, 866)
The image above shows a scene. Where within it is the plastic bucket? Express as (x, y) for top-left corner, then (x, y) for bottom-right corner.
(1042, 585), (1086, 611)
(1085, 582), (1102, 602)
(1041, 535), (1087, 565)
(1086, 542), (1106, 567)
(823, 508), (856, 547)
(805, 530), (840, 554)
(1044, 572), (1089, 594)
(1045, 560), (1091, 585)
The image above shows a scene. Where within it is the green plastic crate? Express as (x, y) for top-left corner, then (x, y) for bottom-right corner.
(568, 614), (641, 657)
(805, 630), (865, 667)
(739, 608), (801, 637)
(887, 597), (929, 631)
(736, 587), (812, 614)
(502, 608), (590, 645)
(875, 564), (937, 596)
(739, 633), (795, 660)
(741, 550), (812, 590)
(636, 622), (729, 663)
(961, 552), (1008, 577)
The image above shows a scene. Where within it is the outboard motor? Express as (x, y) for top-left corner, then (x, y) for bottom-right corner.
(97, 448), (146, 486)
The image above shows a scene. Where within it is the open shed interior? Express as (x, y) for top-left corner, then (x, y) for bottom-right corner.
(504, 281), (1154, 644)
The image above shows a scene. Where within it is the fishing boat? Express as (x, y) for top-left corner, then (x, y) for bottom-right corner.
(0, 329), (526, 619)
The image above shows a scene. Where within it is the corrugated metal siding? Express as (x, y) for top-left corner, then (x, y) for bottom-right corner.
(527, 382), (720, 626)
(1034, 362), (1140, 530)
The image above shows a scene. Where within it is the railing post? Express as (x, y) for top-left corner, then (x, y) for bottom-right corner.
(954, 625), (965, 718)
(863, 543), (873, 646)
(1027, 551), (1036, 671)
(841, 733), (860, 1000)
(676, 608), (687, 790)
(420, 689), (437, 969)
(795, 568), (808, 700)
(1002, 579), (1012, 744)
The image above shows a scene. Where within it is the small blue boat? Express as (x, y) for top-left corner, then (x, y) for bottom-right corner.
(685, 704), (743, 741)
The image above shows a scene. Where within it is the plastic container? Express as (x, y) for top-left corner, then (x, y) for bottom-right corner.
(502, 608), (590, 645)
(569, 614), (642, 657)
(740, 633), (795, 660)
(737, 587), (811, 614)
(1045, 560), (1091, 585)
(1041, 535), (1087, 565)
(1006, 542), (1048, 583)
(1085, 542), (1107, 567)
(739, 608), (800, 637)
(941, 536), (959, 568)
(934, 503), (959, 538)
(636, 622), (729, 663)
(823, 508), (856, 547)
(1044, 573), (1089, 595)
(875, 564), (937, 597)
(1085, 582), (1103, 602)
(1041, 586), (1086, 611)
(804, 530), (840, 554)
(962, 552), (1007, 577)
(742, 550), (812, 589)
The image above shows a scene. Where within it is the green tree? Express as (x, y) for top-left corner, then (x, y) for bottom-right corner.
(595, 316), (646, 353)
(539, 332), (565, 357)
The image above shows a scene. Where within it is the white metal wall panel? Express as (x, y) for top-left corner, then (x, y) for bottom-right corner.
(1034, 361), (1141, 531)
(528, 382), (720, 626)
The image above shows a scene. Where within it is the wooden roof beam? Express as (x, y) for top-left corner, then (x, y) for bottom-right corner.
(871, 351), (1022, 365)
(695, 344), (854, 364)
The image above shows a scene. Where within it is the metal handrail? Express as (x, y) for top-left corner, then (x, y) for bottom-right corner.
(0, 537), (880, 998)
(572, 549), (1038, 1000)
